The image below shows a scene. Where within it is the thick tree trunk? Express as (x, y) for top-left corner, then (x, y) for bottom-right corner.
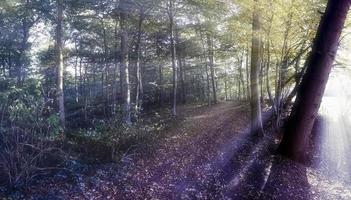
(279, 0), (350, 161)
(207, 34), (217, 104)
(169, 0), (178, 116)
(250, 0), (264, 137)
(119, 0), (132, 125)
(56, 0), (65, 132)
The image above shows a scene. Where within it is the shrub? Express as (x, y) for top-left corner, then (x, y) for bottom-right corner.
(0, 130), (66, 188)
(0, 79), (66, 188)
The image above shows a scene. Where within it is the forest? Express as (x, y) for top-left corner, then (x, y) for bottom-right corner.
(1, 0), (351, 199)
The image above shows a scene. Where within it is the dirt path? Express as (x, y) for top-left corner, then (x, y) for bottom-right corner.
(4, 101), (351, 199)
(62, 102), (351, 200)
(114, 102), (251, 199)
(14, 102), (257, 199)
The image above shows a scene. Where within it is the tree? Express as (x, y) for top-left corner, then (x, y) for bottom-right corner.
(168, 0), (178, 116)
(278, 0), (351, 161)
(250, 0), (264, 137)
(207, 33), (217, 104)
(134, 5), (145, 114)
(56, 0), (65, 132)
(176, 28), (186, 104)
(119, 0), (132, 125)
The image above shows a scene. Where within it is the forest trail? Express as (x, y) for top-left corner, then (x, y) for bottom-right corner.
(5, 102), (351, 199)
(18, 102), (270, 199)
(114, 102), (254, 199)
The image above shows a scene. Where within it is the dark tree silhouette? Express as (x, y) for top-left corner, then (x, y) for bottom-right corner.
(279, 0), (351, 161)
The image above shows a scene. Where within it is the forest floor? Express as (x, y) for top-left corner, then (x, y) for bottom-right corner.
(2, 102), (351, 199)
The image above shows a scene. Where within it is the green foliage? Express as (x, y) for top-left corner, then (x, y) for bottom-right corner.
(0, 78), (60, 138)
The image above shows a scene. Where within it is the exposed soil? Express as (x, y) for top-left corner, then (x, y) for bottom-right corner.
(2, 102), (351, 199)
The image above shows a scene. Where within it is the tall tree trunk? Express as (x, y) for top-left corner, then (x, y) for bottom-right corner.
(175, 29), (186, 104)
(74, 41), (79, 103)
(180, 58), (186, 104)
(176, 55), (185, 104)
(207, 34), (217, 104)
(112, 19), (119, 116)
(199, 64), (206, 101)
(119, 0), (131, 125)
(158, 64), (163, 106)
(265, 14), (276, 114)
(245, 46), (250, 100)
(200, 32), (211, 106)
(135, 8), (144, 114)
(83, 62), (88, 120)
(260, 42), (265, 105)
(169, 0), (177, 116)
(279, 0), (350, 161)
(250, 0), (263, 137)
(238, 79), (242, 100)
(205, 62), (211, 106)
(79, 56), (83, 102)
(56, 0), (65, 132)
(265, 40), (276, 114)
(238, 55), (245, 100)
(102, 20), (108, 113)
(224, 74), (228, 101)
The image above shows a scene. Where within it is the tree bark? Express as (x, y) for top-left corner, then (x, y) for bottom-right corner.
(119, 0), (132, 125)
(279, 0), (350, 161)
(102, 19), (108, 114)
(169, 0), (178, 116)
(259, 42), (265, 105)
(175, 29), (186, 104)
(265, 40), (276, 114)
(56, 0), (65, 132)
(207, 34), (217, 104)
(245, 45), (250, 100)
(224, 73), (228, 101)
(238, 55), (245, 100)
(135, 7), (144, 114)
(112, 19), (119, 115)
(74, 42), (79, 103)
(180, 58), (186, 104)
(158, 64), (164, 106)
(199, 32), (211, 106)
(250, 0), (264, 137)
